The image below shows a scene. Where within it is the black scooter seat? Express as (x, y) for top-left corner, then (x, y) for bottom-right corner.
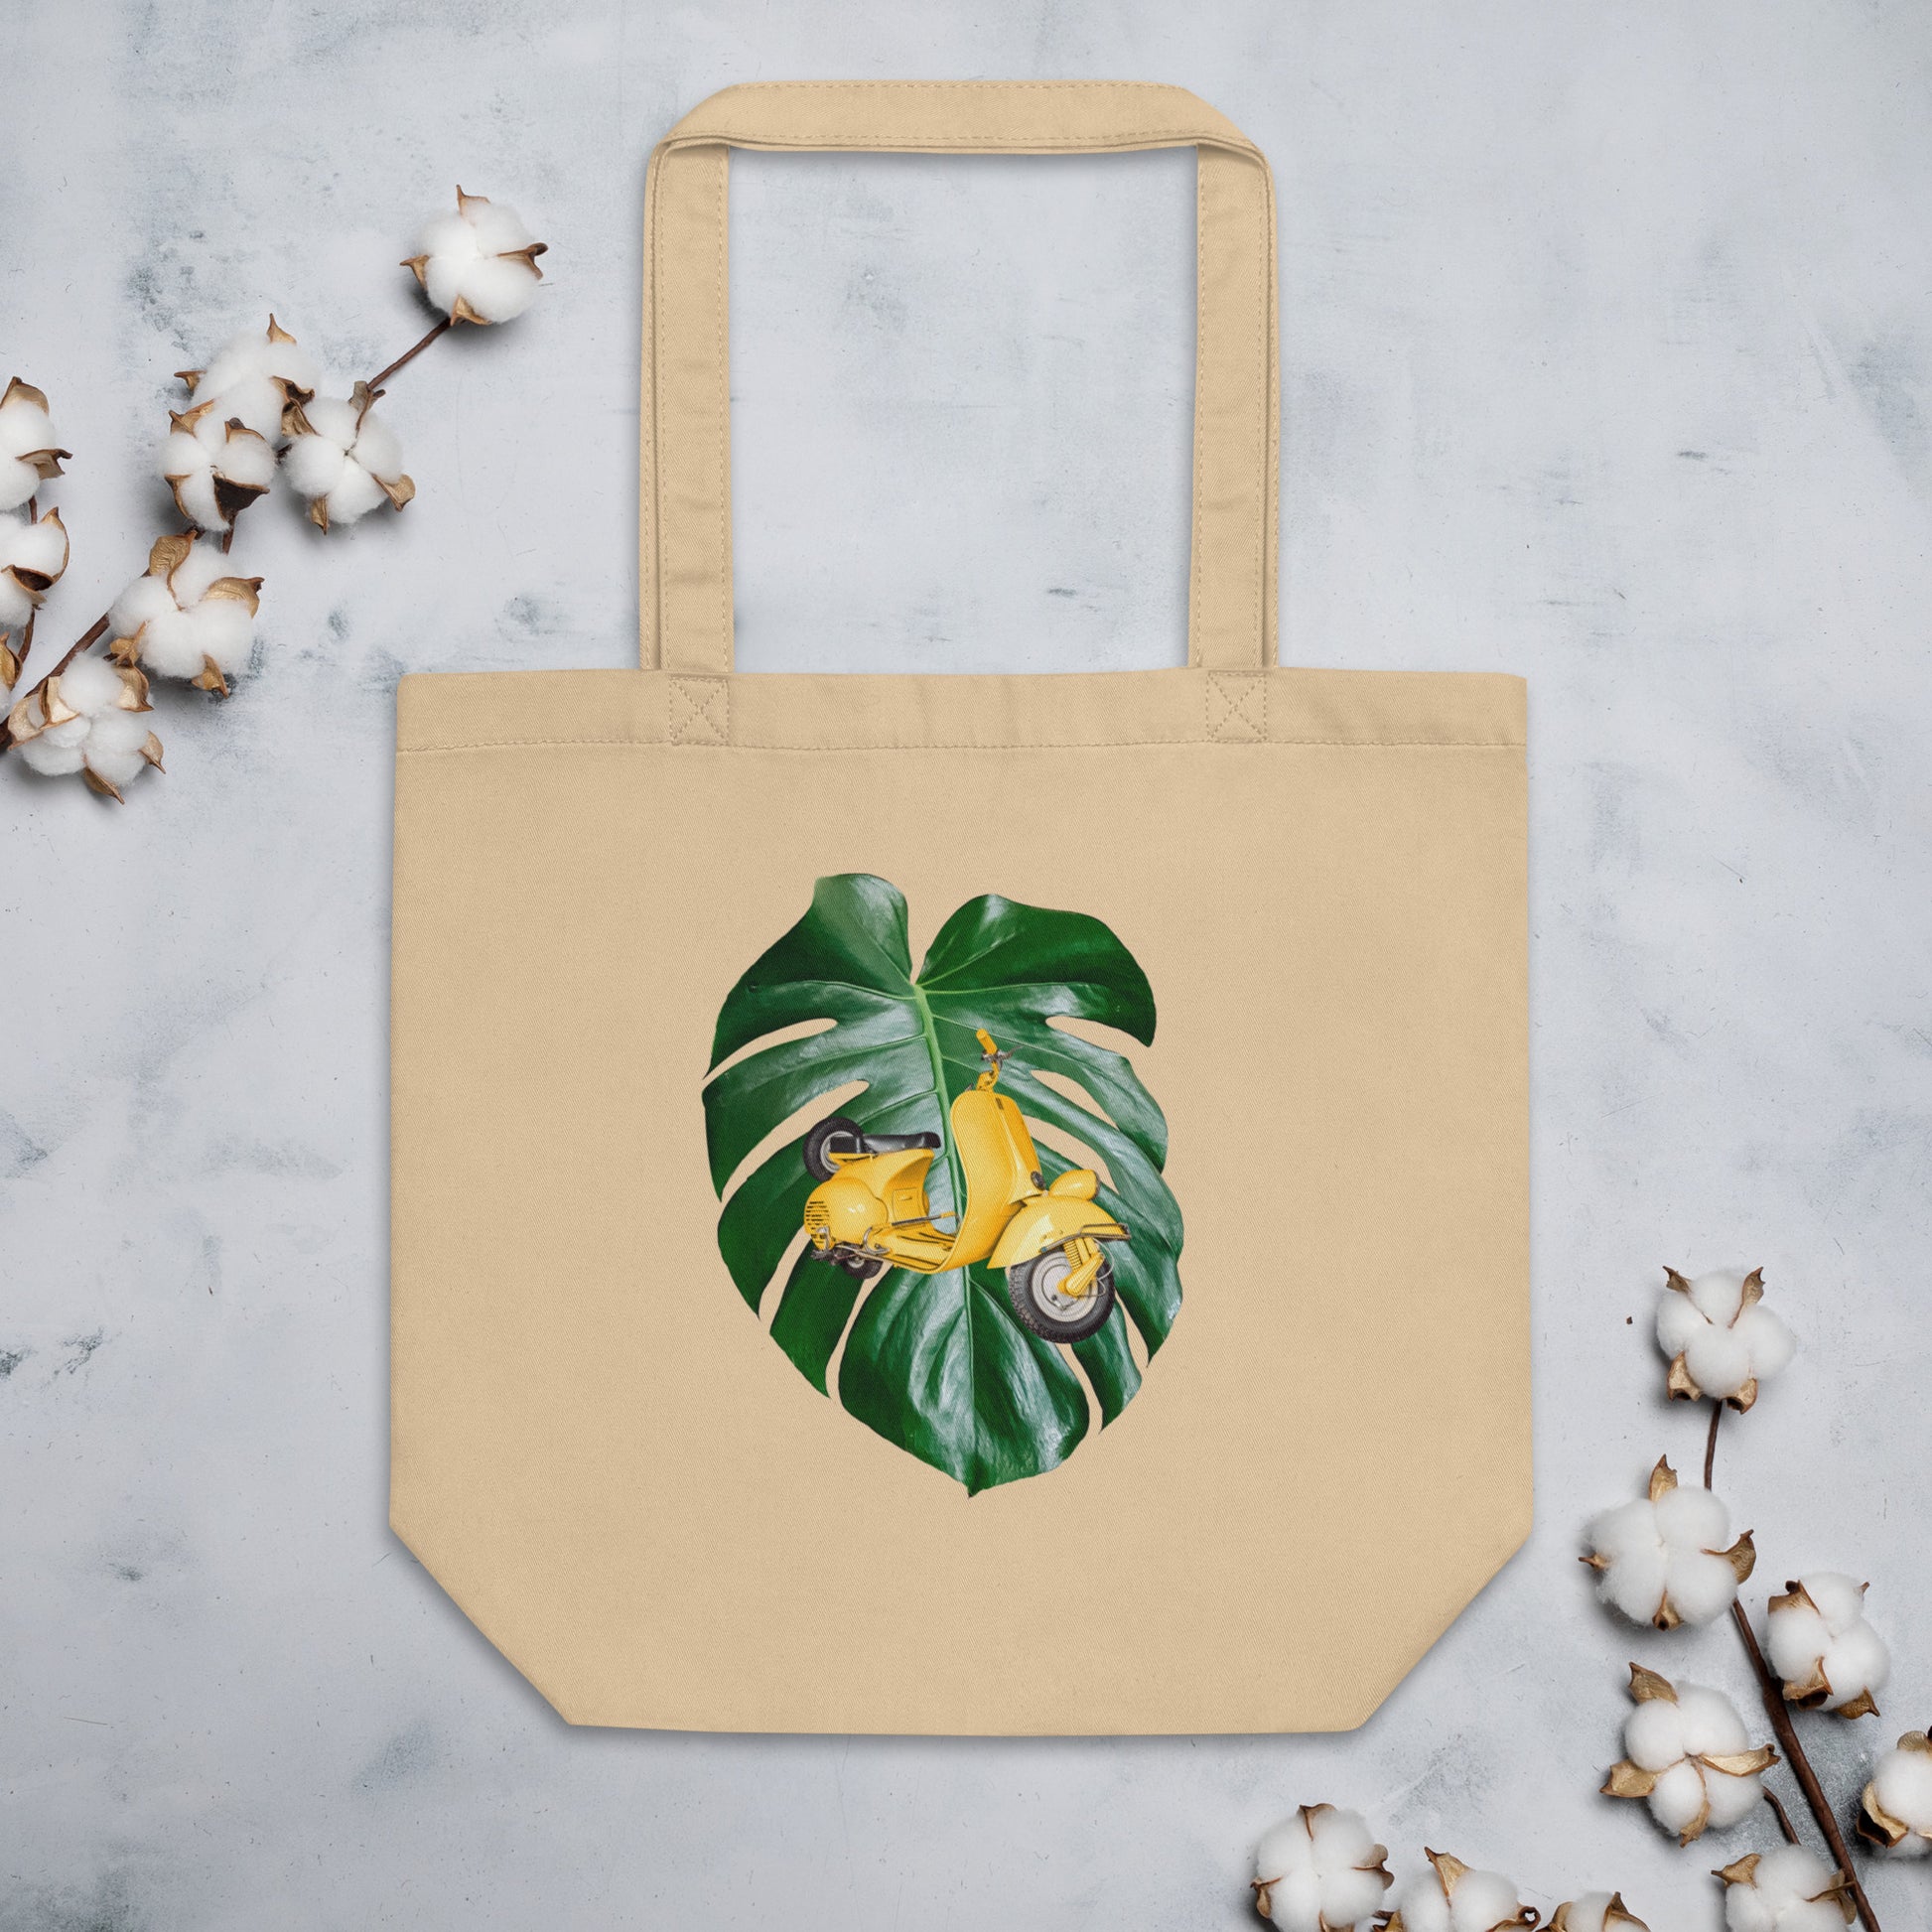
(858, 1131), (941, 1154)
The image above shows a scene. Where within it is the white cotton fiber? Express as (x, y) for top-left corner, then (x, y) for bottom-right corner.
(161, 413), (279, 533)
(1657, 1267), (1796, 1403)
(0, 387), (63, 510)
(282, 394), (409, 528)
(13, 652), (159, 794)
(195, 323), (318, 440)
(1652, 1483), (1729, 1550)
(1723, 1846), (1842, 1932)
(106, 535), (258, 682)
(1555, 1895), (1619, 1932)
(1587, 1476), (1741, 1627)
(56, 652), (123, 713)
(412, 192), (545, 324)
(1768, 1573), (1888, 1710)
(1664, 1548), (1746, 1626)
(1675, 1683), (1750, 1755)
(281, 428), (347, 497)
(1446, 1868), (1522, 1930)
(1870, 1740), (1932, 1855)
(1253, 1806), (1389, 1931)
(1683, 1323), (1753, 1398)
(1391, 1875), (1451, 1932)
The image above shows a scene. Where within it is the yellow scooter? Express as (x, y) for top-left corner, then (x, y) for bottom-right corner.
(801, 1030), (1128, 1343)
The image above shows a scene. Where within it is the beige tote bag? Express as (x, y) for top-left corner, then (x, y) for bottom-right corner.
(390, 81), (1529, 1734)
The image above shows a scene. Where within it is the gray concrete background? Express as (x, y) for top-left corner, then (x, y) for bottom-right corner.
(5, 2), (1931, 1927)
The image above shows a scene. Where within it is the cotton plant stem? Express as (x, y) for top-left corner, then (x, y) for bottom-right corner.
(1764, 1787), (1802, 1847)
(1708, 1399), (1884, 1932)
(366, 316), (451, 393)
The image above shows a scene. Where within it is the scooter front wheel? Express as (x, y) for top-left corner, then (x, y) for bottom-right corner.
(1005, 1247), (1117, 1344)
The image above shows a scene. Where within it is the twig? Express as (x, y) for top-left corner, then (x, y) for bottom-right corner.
(1763, 1787), (1802, 1846)
(1708, 1400), (1884, 1932)
(367, 316), (451, 393)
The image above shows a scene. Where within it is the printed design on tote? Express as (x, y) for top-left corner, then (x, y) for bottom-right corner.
(702, 874), (1184, 1494)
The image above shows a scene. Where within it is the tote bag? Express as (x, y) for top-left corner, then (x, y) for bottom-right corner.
(390, 81), (1529, 1734)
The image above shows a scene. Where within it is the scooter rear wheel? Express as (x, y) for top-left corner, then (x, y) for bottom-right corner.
(802, 1114), (864, 1181)
(1005, 1247), (1117, 1344)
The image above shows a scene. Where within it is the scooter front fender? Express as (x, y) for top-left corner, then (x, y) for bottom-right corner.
(988, 1194), (1127, 1271)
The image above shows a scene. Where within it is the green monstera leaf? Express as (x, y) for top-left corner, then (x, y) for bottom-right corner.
(702, 874), (1183, 1494)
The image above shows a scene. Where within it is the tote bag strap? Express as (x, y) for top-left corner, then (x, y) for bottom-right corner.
(640, 80), (1279, 678)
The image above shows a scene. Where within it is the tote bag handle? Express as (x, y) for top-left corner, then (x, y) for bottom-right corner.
(640, 81), (1279, 678)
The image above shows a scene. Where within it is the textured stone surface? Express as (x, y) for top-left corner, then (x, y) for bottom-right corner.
(4, 2), (1930, 1926)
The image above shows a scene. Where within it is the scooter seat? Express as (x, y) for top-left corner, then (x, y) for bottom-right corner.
(859, 1131), (941, 1153)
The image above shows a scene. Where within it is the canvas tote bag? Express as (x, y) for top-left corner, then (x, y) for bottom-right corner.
(390, 81), (1529, 1734)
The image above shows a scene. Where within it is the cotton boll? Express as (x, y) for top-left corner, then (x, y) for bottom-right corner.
(0, 378), (69, 510)
(188, 319), (319, 441)
(1860, 1731), (1932, 1856)
(1606, 1669), (1773, 1847)
(1657, 1267), (1795, 1409)
(0, 506), (70, 630)
(1384, 1853), (1530, 1932)
(1873, 1744), (1932, 1833)
(1767, 1575), (1888, 1714)
(1719, 1847), (1852, 1931)
(1252, 1805), (1392, 1930)
(6, 653), (162, 796)
(106, 532), (261, 691)
(406, 189), (547, 325)
(160, 408), (277, 533)
(1584, 1460), (1751, 1628)
(282, 388), (413, 531)
(1551, 1894), (1649, 1932)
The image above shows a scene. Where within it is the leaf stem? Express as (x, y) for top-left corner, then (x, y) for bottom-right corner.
(1709, 1399), (1883, 1931)
(367, 316), (452, 393)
